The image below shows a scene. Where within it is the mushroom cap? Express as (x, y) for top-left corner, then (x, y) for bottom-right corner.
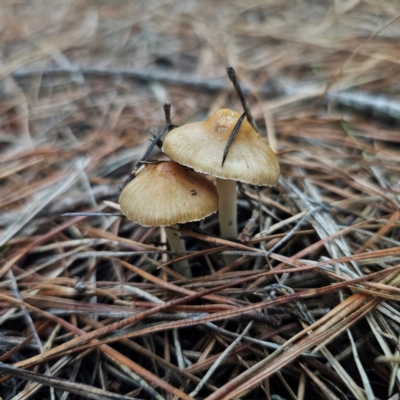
(162, 109), (280, 186)
(119, 161), (218, 227)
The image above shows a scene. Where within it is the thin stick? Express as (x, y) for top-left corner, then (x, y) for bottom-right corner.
(226, 66), (257, 132)
(221, 111), (246, 166)
(135, 123), (170, 168)
(163, 103), (171, 124)
(121, 104), (176, 190)
(119, 125), (170, 191)
(189, 321), (253, 398)
(61, 212), (123, 217)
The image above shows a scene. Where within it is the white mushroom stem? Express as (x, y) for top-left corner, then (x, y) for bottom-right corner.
(216, 178), (238, 238)
(164, 225), (192, 278)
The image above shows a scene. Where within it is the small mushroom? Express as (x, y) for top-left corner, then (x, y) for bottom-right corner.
(162, 109), (280, 239)
(119, 161), (218, 277)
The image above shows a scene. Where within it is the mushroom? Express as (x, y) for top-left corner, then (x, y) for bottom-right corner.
(162, 108), (280, 239)
(119, 161), (218, 277)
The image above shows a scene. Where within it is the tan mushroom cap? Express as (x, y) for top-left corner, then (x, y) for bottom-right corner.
(119, 161), (218, 227)
(162, 109), (280, 186)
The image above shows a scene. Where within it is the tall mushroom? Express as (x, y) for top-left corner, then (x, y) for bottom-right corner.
(119, 161), (218, 277)
(162, 109), (280, 239)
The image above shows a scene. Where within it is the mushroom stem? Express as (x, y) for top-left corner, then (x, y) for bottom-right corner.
(216, 178), (237, 239)
(164, 226), (192, 278)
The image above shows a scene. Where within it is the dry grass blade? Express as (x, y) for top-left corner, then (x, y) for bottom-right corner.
(0, 170), (79, 247)
(299, 363), (340, 400)
(189, 321), (253, 397)
(2, 1), (400, 398)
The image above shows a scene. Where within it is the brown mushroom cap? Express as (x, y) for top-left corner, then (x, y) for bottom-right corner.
(162, 109), (280, 186)
(119, 161), (218, 227)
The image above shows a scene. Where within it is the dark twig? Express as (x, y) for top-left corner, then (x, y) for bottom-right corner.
(134, 104), (176, 171)
(163, 103), (171, 124)
(226, 66), (258, 132)
(120, 116), (177, 191)
(119, 171), (136, 192)
(136, 123), (170, 168)
(221, 111), (247, 167)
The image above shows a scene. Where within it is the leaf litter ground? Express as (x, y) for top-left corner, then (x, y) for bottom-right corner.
(1, 1), (400, 399)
